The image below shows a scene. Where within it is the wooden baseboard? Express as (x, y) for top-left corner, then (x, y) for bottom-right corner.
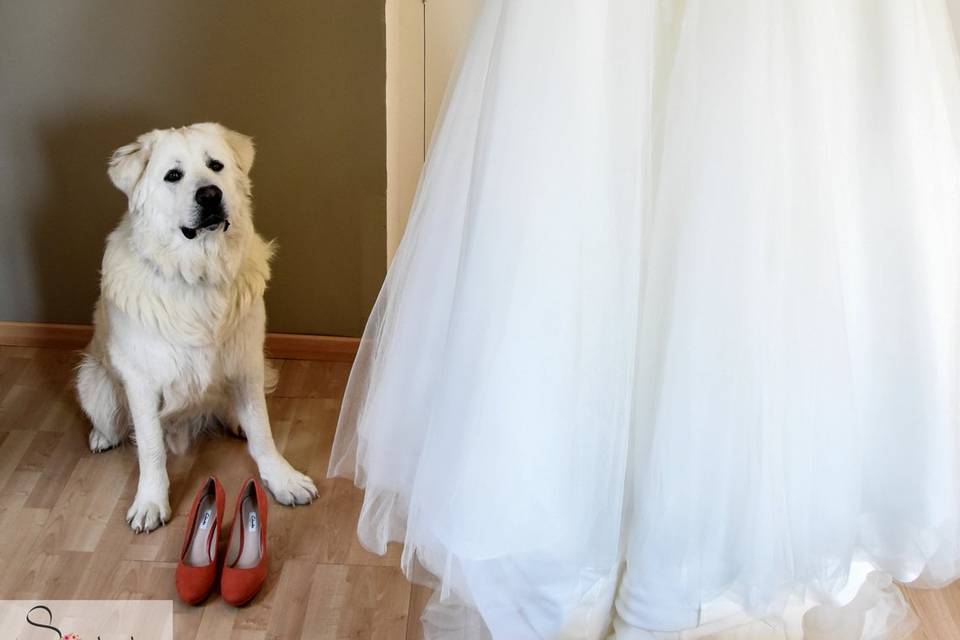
(264, 332), (359, 363)
(0, 322), (93, 351)
(0, 321), (360, 362)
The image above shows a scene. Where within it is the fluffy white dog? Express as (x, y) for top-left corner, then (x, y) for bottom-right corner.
(77, 123), (317, 533)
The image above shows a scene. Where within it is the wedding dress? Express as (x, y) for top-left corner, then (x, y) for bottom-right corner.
(329, 1), (960, 638)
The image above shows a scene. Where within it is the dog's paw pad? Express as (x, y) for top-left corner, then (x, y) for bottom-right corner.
(126, 496), (171, 533)
(262, 466), (318, 506)
(89, 429), (121, 453)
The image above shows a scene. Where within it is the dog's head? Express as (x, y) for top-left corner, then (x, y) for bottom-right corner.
(108, 122), (254, 242)
(107, 123), (257, 283)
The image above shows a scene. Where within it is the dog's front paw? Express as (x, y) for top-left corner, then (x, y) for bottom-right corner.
(126, 493), (171, 533)
(261, 462), (318, 506)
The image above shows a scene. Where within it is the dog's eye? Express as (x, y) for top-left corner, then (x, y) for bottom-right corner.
(208, 160), (224, 172)
(164, 169), (183, 183)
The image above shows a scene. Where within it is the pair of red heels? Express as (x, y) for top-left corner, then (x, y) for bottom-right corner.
(175, 476), (268, 606)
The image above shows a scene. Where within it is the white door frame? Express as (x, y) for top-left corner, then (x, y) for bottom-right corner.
(385, 0), (480, 263)
(385, 0), (426, 263)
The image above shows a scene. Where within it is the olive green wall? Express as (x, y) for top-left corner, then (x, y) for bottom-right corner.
(0, 1), (385, 337)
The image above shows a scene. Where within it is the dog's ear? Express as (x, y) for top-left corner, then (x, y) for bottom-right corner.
(108, 131), (157, 197)
(223, 128), (255, 175)
(191, 122), (255, 175)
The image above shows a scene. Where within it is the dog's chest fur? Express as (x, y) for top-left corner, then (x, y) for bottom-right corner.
(96, 219), (273, 415)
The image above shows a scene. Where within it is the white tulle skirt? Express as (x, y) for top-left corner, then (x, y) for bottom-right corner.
(329, 1), (960, 638)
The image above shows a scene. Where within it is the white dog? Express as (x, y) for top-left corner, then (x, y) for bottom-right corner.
(76, 123), (317, 533)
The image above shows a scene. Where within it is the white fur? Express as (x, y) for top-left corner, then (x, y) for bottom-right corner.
(77, 123), (317, 533)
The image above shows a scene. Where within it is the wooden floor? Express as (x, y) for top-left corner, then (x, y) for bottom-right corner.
(0, 345), (958, 639)
(0, 346), (430, 639)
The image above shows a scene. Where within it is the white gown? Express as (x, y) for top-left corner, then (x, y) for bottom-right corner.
(329, 1), (960, 638)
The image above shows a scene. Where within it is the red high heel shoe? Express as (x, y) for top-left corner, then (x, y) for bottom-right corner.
(220, 477), (269, 606)
(175, 476), (225, 605)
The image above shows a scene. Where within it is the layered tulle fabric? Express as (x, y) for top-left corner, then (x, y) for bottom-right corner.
(329, 1), (960, 638)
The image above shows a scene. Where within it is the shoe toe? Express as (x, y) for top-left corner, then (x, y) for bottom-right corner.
(220, 566), (266, 607)
(175, 564), (216, 605)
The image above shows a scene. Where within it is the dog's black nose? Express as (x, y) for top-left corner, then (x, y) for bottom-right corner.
(195, 185), (222, 207)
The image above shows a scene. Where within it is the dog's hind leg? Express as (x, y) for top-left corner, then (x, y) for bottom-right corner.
(216, 359), (276, 440)
(263, 358), (279, 395)
(209, 389), (245, 439)
(217, 406), (246, 439)
(76, 353), (128, 452)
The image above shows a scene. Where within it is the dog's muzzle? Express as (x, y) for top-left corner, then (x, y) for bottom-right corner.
(181, 185), (230, 239)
